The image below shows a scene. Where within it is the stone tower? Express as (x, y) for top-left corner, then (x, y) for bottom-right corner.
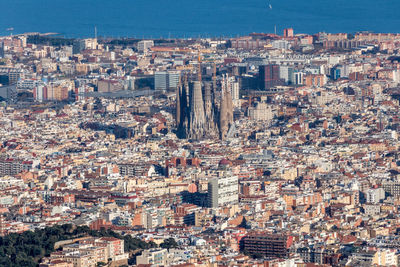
(176, 75), (190, 138)
(219, 75), (234, 140)
(187, 81), (206, 140)
(176, 78), (182, 126)
(203, 81), (218, 138)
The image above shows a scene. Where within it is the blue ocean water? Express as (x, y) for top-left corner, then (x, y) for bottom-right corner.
(0, 0), (399, 38)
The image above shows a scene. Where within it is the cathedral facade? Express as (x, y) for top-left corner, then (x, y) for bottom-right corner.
(176, 74), (234, 140)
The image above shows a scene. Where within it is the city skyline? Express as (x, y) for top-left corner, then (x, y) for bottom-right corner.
(2, 0), (400, 38)
(2, 2), (400, 266)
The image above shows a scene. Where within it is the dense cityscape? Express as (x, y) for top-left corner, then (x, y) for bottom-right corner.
(1, 29), (400, 266)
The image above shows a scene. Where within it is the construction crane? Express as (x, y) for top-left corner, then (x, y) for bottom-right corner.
(197, 50), (202, 82)
(212, 63), (217, 90)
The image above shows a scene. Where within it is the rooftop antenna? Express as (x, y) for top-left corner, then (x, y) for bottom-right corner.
(213, 62), (217, 90)
(94, 26), (97, 39)
(274, 25), (277, 35)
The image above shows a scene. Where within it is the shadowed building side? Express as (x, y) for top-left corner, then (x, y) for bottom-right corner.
(176, 76), (190, 139)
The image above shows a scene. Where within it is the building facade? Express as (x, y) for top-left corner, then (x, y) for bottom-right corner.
(208, 172), (239, 208)
(240, 233), (293, 259)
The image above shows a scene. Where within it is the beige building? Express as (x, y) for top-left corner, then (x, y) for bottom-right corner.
(137, 248), (168, 265)
(248, 102), (276, 121)
(43, 237), (128, 267)
(372, 249), (397, 266)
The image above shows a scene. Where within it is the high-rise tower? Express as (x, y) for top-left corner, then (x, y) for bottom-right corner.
(0, 42), (4, 59)
(259, 64), (282, 90)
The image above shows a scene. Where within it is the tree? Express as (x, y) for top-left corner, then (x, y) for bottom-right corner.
(0, 224), (156, 266)
(160, 238), (178, 249)
(148, 241), (158, 248)
(238, 217), (250, 229)
(253, 252), (264, 259)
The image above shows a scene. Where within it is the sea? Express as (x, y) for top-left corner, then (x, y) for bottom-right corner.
(1, 0), (400, 38)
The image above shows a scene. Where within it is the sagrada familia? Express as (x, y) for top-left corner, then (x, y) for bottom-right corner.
(176, 72), (234, 140)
